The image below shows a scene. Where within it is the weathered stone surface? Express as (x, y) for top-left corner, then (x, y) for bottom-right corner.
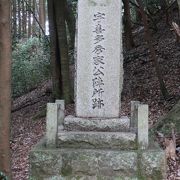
(30, 140), (137, 179)
(46, 103), (58, 147)
(30, 176), (138, 180)
(130, 101), (140, 129)
(63, 115), (130, 132)
(56, 100), (65, 126)
(29, 139), (166, 180)
(75, 0), (123, 118)
(139, 149), (166, 179)
(57, 131), (137, 150)
(137, 104), (149, 149)
(30, 150), (63, 179)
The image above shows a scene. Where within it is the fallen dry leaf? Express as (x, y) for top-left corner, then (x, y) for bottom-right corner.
(165, 138), (177, 160)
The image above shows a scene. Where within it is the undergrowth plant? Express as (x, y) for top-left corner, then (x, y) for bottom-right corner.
(12, 37), (50, 98)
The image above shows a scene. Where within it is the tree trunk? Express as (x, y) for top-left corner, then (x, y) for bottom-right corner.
(64, 0), (76, 50)
(159, 0), (169, 25)
(39, 0), (46, 33)
(12, 0), (17, 39)
(177, 0), (180, 23)
(18, 0), (21, 37)
(47, 0), (73, 103)
(32, 0), (36, 36)
(22, 1), (26, 36)
(47, 0), (62, 99)
(0, 0), (12, 178)
(28, 0), (32, 38)
(54, 0), (72, 104)
(24, 1), (27, 36)
(122, 0), (135, 50)
(136, 0), (169, 99)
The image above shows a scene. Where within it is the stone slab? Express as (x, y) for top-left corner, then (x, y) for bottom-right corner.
(56, 100), (65, 126)
(130, 101), (140, 129)
(75, 0), (123, 118)
(30, 176), (138, 180)
(29, 138), (166, 180)
(30, 139), (137, 179)
(138, 104), (149, 149)
(63, 115), (130, 132)
(139, 150), (166, 179)
(57, 131), (137, 150)
(46, 103), (58, 147)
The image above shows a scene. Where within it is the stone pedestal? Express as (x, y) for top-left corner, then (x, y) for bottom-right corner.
(63, 115), (130, 132)
(30, 139), (166, 180)
(29, 102), (167, 179)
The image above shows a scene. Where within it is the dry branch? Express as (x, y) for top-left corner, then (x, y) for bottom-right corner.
(172, 22), (180, 42)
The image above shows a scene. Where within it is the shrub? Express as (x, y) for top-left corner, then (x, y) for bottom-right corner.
(12, 37), (50, 98)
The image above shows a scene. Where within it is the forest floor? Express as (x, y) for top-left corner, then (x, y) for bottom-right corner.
(11, 16), (180, 179)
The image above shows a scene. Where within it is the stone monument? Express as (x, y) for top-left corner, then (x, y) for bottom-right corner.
(76, 0), (123, 118)
(29, 0), (166, 179)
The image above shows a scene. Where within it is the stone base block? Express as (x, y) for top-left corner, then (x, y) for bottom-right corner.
(63, 115), (130, 132)
(30, 175), (139, 180)
(29, 139), (166, 180)
(57, 131), (137, 150)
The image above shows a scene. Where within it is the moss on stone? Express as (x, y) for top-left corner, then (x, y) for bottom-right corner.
(79, 154), (89, 161)
(136, 149), (166, 180)
(61, 164), (72, 176)
(29, 139), (166, 179)
(151, 169), (164, 180)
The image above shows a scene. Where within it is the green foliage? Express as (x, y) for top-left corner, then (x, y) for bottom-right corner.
(12, 37), (50, 97)
(32, 107), (46, 121)
(150, 100), (180, 137)
(145, 0), (161, 14)
(0, 171), (8, 180)
(68, 0), (77, 15)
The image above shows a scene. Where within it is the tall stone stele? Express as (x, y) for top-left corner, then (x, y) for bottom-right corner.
(75, 0), (123, 118)
(29, 0), (166, 179)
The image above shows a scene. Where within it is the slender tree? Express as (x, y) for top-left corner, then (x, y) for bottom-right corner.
(22, 1), (27, 36)
(28, 0), (32, 38)
(159, 0), (169, 25)
(123, 0), (135, 49)
(54, 0), (72, 103)
(0, 0), (12, 178)
(12, 0), (17, 38)
(32, 0), (36, 36)
(47, 0), (72, 103)
(64, 0), (76, 50)
(18, 0), (21, 37)
(177, 0), (180, 23)
(39, 0), (46, 32)
(136, 0), (169, 99)
(47, 0), (62, 99)
(24, 1), (28, 35)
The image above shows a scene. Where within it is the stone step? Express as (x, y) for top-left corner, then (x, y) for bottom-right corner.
(63, 115), (130, 132)
(30, 139), (166, 179)
(57, 131), (137, 150)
